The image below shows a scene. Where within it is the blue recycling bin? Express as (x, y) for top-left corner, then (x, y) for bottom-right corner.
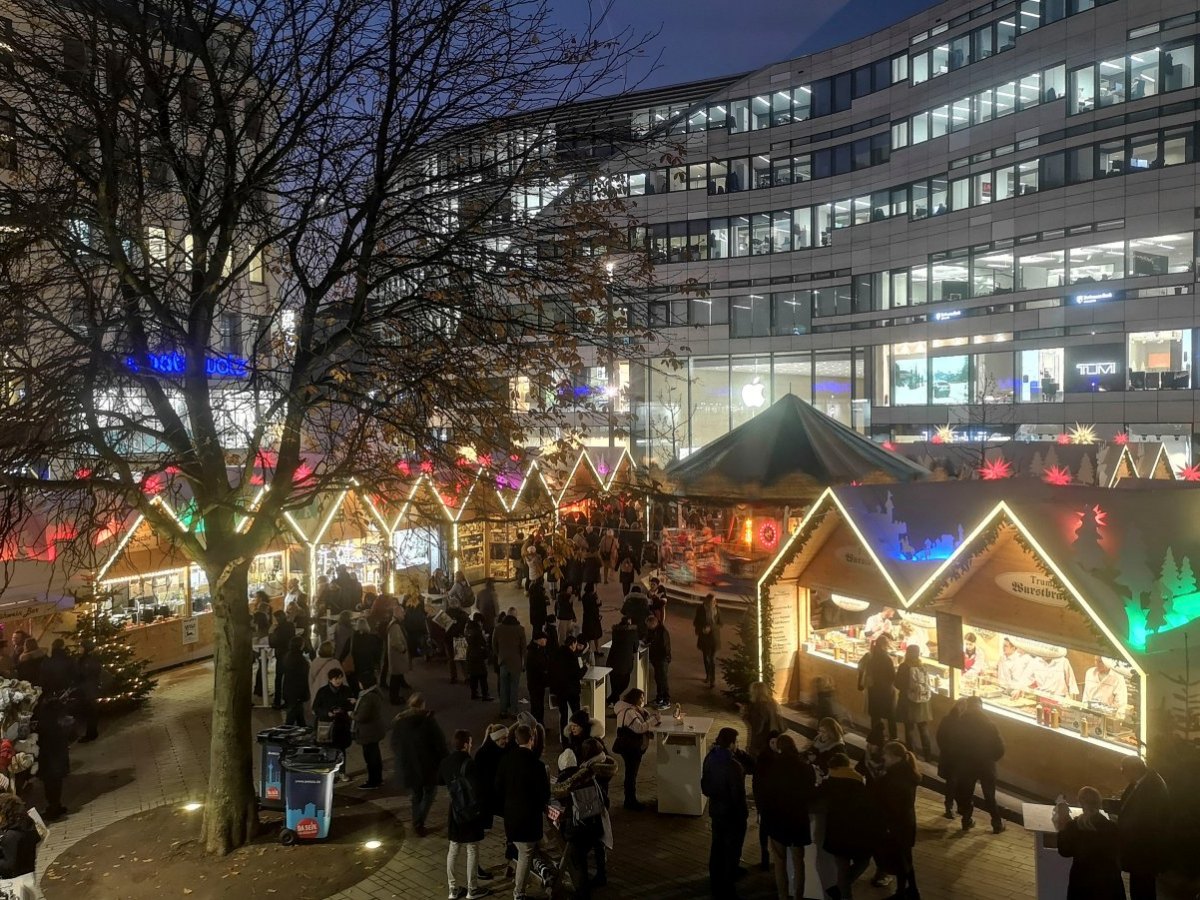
(280, 746), (342, 843)
(256, 726), (311, 809)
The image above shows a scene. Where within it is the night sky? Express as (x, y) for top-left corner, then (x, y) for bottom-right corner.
(552, 0), (939, 89)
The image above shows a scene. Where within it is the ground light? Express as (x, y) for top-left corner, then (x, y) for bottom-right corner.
(181, 802), (202, 812)
(363, 840), (382, 850)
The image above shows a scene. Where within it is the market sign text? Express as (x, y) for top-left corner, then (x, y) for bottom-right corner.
(126, 352), (249, 379)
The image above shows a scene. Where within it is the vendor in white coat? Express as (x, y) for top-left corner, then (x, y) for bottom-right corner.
(864, 607), (897, 642)
(1033, 653), (1079, 699)
(996, 637), (1036, 695)
(1082, 656), (1128, 711)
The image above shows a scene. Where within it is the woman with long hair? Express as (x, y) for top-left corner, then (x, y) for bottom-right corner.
(742, 680), (783, 757)
(877, 740), (921, 899)
(807, 717), (846, 774)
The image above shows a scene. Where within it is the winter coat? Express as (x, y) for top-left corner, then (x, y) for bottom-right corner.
(621, 591), (651, 639)
(39, 649), (77, 695)
(816, 766), (882, 858)
(476, 586), (499, 632)
(75, 651), (102, 702)
(936, 709), (964, 780)
(860, 648), (896, 719)
(550, 644), (586, 700)
(465, 623), (490, 678)
(743, 700), (782, 758)
(16, 649), (45, 686)
(312, 682), (354, 719)
(701, 745), (748, 821)
(894, 661), (933, 724)
(495, 746), (551, 843)
(528, 584), (549, 633)
(280, 649), (311, 706)
(1117, 770), (1169, 873)
(352, 685), (387, 745)
(554, 591), (577, 624)
(333, 621), (354, 662)
(756, 750), (816, 846)
(390, 708), (448, 790)
(607, 622), (639, 677)
(0, 816), (38, 878)
(385, 620), (411, 677)
(552, 753), (619, 824)
(1058, 814), (1127, 900)
(525, 640), (552, 692)
(876, 760), (920, 850)
(645, 625), (671, 665)
(350, 631), (383, 682)
(438, 750), (487, 844)
(613, 700), (653, 755)
(581, 591), (603, 643)
(307, 656), (340, 712)
(492, 618), (527, 672)
(956, 708), (1005, 775)
(473, 736), (508, 824)
(268, 619), (295, 659)
(693, 604), (722, 653)
(34, 696), (71, 780)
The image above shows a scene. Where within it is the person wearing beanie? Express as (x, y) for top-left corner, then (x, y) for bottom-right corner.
(525, 631), (552, 726)
(472, 724), (510, 835)
(565, 708), (596, 757)
(550, 635), (586, 739)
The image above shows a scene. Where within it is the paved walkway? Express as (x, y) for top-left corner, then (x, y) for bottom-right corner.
(34, 581), (1037, 899)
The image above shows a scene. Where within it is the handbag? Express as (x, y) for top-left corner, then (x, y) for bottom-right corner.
(453, 636), (468, 661)
(315, 721), (334, 743)
(341, 653), (356, 675)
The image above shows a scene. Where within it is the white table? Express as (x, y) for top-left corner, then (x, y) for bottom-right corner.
(651, 717), (713, 816)
(633, 645), (649, 695)
(254, 640), (274, 708)
(1022, 802), (1078, 899)
(582, 666), (612, 737)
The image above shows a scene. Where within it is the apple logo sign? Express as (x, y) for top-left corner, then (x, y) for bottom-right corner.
(741, 377), (766, 409)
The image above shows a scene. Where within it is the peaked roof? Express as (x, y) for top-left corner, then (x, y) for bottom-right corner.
(664, 394), (928, 503)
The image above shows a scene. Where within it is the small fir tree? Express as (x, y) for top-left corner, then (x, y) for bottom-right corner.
(719, 595), (774, 705)
(70, 605), (157, 710)
(1076, 454), (1095, 486)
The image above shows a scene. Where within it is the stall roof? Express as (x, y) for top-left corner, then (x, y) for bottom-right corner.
(664, 394), (928, 504)
(767, 479), (1200, 658)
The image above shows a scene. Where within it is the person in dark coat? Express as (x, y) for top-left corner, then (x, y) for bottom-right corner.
(1057, 785), (1127, 900)
(551, 634), (587, 737)
(476, 579), (499, 633)
(279, 636), (311, 726)
(0, 794), (39, 878)
(693, 594), (722, 688)
(605, 616), (639, 704)
(617, 546), (639, 597)
(554, 584), (578, 646)
(438, 729), (490, 899)
(701, 727), (751, 900)
(464, 616), (492, 701)
(758, 734), (816, 899)
(390, 693), (448, 836)
(349, 618), (383, 689)
(33, 694), (70, 820)
(645, 615), (672, 709)
(1116, 756), (1169, 900)
(75, 641), (102, 742)
(620, 587), (650, 640)
(877, 741), (921, 898)
(473, 723), (510, 829)
(39, 640), (76, 696)
(312, 668), (355, 773)
(893, 644), (934, 760)
(816, 752), (881, 899)
(267, 611), (294, 709)
(16, 639), (45, 686)
(495, 723), (551, 899)
(936, 698), (967, 819)
(525, 631), (552, 725)
(858, 635), (897, 740)
(352, 672), (387, 789)
(527, 581), (549, 635)
(580, 583), (603, 655)
(956, 695), (1006, 834)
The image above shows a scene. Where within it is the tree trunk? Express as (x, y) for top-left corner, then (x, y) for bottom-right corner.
(201, 561), (259, 854)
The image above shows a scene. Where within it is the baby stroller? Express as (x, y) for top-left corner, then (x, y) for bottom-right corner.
(535, 802), (572, 899)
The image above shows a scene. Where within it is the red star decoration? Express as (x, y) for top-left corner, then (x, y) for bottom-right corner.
(979, 458), (1013, 480)
(1056, 434), (1071, 445)
(882, 441), (897, 452)
(1043, 465), (1072, 485)
(1113, 432), (1129, 445)
(420, 460), (433, 474)
(1180, 463), (1200, 482)
(397, 460), (411, 476)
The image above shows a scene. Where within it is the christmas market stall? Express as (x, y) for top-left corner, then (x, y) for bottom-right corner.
(285, 487), (389, 596)
(387, 474), (457, 595)
(757, 478), (1200, 799)
(659, 394), (927, 600)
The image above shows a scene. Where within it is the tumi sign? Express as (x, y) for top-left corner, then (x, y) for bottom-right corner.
(994, 571), (1067, 607)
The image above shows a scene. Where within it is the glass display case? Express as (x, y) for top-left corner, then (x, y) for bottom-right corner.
(248, 551), (285, 598)
(957, 625), (1139, 750)
(807, 596), (951, 697)
(100, 566), (199, 626)
(457, 521), (487, 580)
(315, 539), (384, 591)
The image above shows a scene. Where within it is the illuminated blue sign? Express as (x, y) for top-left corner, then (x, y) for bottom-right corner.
(125, 352), (249, 379)
(1072, 289), (1122, 306)
(933, 310), (962, 322)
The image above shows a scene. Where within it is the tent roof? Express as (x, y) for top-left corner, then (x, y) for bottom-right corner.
(664, 394), (927, 503)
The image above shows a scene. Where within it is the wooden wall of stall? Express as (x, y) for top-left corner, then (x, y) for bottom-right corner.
(57, 610), (216, 673)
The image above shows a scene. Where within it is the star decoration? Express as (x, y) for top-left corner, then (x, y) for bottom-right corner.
(1113, 432), (1129, 445)
(932, 425), (957, 445)
(978, 458), (1013, 480)
(1069, 423), (1097, 445)
(1180, 463), (1200, 482)
(882, 441), (897, 452)
(1056, 433), (1071, 445)
(1043, 465), (1073, 485)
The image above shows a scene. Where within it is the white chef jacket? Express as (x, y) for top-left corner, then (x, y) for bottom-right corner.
(1033, 656), (1079, 698)
(864, 612), (895, 641)
(996, 650), (1036, 691)
(1083, 667), (1128, 710)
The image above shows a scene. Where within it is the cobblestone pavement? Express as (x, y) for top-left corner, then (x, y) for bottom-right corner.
(34, 580), (1037, 899)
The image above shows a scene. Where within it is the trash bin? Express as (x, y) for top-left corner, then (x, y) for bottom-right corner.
(256, 726), (311, 809)
(280, 746), (342, 844)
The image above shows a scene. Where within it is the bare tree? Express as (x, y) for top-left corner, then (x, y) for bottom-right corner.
(0, 0), (657, 853)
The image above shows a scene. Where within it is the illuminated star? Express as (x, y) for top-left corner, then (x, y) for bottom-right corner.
(1180, 463), (1200, 482)
(933, 425), (957, 445)
(1043, 465), (1073, 485)
(1069, 423), (1097, 445)
(978, 458), (1013, 480)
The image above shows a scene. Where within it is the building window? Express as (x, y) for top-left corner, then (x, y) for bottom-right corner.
(688, 358), (731, 451)
(731, 358), (770, 427)
(1018, 249), (1065, 289)
(1128, 330), (1191, 390)
(891, 342), (928, 406)
(1128, 234), (1193, 275)
(972, 250), (1015, 296)
(772, 354), (813, 404)
(772, 291), (810, 336)
(730, 294), (770, 338)
(1016, 347), (1064, 402)
(974, 352), (1016, 403)
(931, 355), (969, 405)
(690, 297), (728, 327)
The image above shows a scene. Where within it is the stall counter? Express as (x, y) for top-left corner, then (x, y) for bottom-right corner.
(120, 613), (215, 672)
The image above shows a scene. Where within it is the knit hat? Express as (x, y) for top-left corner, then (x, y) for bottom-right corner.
(569, 709), (591, 729)
(486, 724), (509, 741)
(557, 749), (577, 771)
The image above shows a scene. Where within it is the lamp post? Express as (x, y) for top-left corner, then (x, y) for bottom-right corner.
(604, 260), (615, 449)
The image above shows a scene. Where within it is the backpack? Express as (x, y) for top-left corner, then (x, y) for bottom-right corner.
(619, 558), (634, 575)
(447, 759), (482, 823)
(570, 779), (605, 826)
(907, 666), (932, 704)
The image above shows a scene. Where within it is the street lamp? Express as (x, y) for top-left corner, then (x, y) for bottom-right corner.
(604, 260), (615, 449)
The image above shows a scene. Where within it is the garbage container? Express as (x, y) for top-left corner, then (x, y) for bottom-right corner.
(280, 746), (342, 844)
(256, 726), (311, 809)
